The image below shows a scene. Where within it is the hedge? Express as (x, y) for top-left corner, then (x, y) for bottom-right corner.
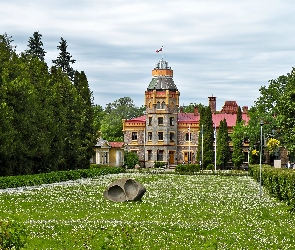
(249, 164), (295, 211)
(0, 167), (125, 189)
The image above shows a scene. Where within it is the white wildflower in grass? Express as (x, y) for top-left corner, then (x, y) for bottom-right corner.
(1, 173), (295, 249)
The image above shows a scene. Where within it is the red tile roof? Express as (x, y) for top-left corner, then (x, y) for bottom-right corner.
(126, 113), (249, 126)
(212, 113), (249, 126)
(109, 142), (124, 148)
(126, 115), (146, 122)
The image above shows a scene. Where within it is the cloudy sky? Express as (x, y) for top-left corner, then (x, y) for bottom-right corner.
(1, 0), (295, 110)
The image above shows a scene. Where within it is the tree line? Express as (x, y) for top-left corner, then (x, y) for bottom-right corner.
(0, 32), (95, 176)
(0, 32), (145, 176)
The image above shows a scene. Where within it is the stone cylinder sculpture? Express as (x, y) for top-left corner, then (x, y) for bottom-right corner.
(103, 178), (146, 202)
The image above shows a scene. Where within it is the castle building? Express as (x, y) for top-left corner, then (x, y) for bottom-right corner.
(122, 59), (249, 168)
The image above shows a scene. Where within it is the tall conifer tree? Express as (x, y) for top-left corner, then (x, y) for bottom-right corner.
(216, 118), (230, 169)
(26, 31), (46, 61)
(197, 106), (214, 168)
(52, 37), (76, 81)
(231, 106), (245, 169)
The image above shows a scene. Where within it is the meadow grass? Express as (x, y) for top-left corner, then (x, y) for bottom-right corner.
(1, 173), (295, 249)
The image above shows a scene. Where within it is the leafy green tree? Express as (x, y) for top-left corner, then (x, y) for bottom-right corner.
(93, 104), (105, 137)
(183, 103), (204, 113)
(247, 73), (284, 146)
(197, 106), (214, 168)
(26, 31), (46, 61)
(52, 37), (76, 81)
(216, 118), (230, 169)
(275, 68), (295, 153)
(101, 97), (145, 141)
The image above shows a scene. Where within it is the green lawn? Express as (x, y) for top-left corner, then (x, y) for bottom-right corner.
(1, 173), (295, 249)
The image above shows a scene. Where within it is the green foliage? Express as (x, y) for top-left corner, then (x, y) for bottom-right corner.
(216, 118), (230, 169)
(25, 31), (46, 61)
(249, 164), (295, 211)
(0, 167), (124, 189)
(175, 164), (200, 174)
(92, 104), (105, 137)
(206, 163), (214, 170)
(100, 97), (145, 141)
(246, 69), (294, 157)
(124, 151), (140, 169)
(0, 34), (96, 176)
(197, 106), (214, 168)
(154, 161), (166, 168)
(52, 37), (76, 81)
(182, 103), (204, 113)
(231, 121), (246, 169)
(0, 220), (27, 250)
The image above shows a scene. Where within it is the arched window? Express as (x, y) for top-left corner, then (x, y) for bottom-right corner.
(161, 101), (165, 109)
(157, 102), (160, 109)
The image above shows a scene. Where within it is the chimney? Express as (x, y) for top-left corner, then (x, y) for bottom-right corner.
(208, 95), (216, 113)
(180, 106), (183, 113)
(194, 106), (199, 116)
(242, 106), (248, 114)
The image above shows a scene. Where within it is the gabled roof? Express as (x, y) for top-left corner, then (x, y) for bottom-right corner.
(109, 142), (124, 148)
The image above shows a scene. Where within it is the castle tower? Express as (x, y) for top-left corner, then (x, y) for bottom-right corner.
(144, 59), (179, 167)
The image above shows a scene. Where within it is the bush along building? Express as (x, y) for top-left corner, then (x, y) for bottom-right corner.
(122, 59), (250, 168)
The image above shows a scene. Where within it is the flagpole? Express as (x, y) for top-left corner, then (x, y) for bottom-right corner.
(161, 46), (163, 60)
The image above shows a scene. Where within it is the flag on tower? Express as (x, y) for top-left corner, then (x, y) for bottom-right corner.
(156, 46), (163, 53)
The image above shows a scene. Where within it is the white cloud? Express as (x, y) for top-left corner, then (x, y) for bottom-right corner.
(1, 0), (295, 110)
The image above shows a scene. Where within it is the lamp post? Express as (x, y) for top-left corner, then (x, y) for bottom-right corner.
(201, 124), (204, 170)
(214, 123), (216, 171)
(259, 120), (264, 198)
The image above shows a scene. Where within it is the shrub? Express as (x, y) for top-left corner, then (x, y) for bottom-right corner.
(206, 164), (214, 170)
(0, 220), (27, 250)
(124, 152), (139, 169)
(154, 161), (166, 168)
(175, 164), (200, 174)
